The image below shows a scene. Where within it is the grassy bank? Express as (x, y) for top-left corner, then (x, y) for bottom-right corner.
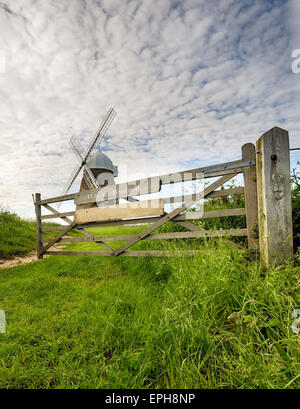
(0, 171), (299, 388)
(0, 208), (59, 259)
(0, 225), (299, 389)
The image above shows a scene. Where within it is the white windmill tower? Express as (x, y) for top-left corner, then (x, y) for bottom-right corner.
(60, 108), (118, 209)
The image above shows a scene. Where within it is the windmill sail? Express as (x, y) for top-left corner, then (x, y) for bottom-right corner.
(59, 108), (116, 199)
(69, 135), (85, 162)
(83, 108), (116, 160)
(70, 136), (100, 190)
(83, 167), (99, 190)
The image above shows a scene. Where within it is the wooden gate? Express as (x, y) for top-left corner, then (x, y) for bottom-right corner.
(34, 127), (294, 266)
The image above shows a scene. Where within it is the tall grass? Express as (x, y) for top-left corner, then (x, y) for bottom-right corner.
(0, 208), (59, 259)
(0, 232), (299, 388)
(0, 169), (298, 388)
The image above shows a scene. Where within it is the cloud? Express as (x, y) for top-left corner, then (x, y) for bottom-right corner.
(0, 0), (299, 218)
(287, 0), (300, 50)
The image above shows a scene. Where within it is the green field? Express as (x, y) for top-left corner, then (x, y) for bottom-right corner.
(0, 221), (299, 389)
(0, 177), (299, 389)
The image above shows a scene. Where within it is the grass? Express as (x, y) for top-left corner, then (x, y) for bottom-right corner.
(0, 221), (299, 389)
(0, 175), (299, 389)
(0, 208), (60, 259)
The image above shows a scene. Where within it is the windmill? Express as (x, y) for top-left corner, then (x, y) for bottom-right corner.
(59, 108), (118, 208)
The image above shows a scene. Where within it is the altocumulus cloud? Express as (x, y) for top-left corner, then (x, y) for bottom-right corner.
(0, 0), (299, 217)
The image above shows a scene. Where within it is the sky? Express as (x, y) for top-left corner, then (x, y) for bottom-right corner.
(0, 0), (299, 218)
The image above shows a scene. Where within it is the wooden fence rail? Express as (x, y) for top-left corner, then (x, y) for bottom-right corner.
(34, 126), (294, 266)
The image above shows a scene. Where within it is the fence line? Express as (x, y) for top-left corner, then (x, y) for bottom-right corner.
(34, 126), (294, 266)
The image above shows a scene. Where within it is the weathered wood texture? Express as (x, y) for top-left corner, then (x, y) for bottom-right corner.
(180, 208), (245, 220)
(42, 204), (73, 224)
(71, 207), (245, 229)
(75, 176), (161, 206)
(40, 223), (77, 255)
(34, 128), (294, 263)
(44, 206), (245, 233)
(45, 250), (202, 257)
(76, 162), (252, 207)
(159, 159), (254, 183)
(39, 188), (245, 224)
(173, 220), (204, 232)
(166, 187), (244, 204)
(59, 228), (247, 243)
(74, 199), (164, 224)
(41, 211), (75, 220)
(113, 173), (235, 256)
(39, 192), (77, 205)
(42, 226), (67, 231)
(39, 159), (253, 206)
(242, 143), (259, 250)
(34, 193), (43, 259)
(256, 126), (293, 266)
(208, 186), (244, 198)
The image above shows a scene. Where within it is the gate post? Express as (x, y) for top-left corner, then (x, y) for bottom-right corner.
(256, 127), (293, 267)
(34, 193), (43, 259)
(242, 143), (259, 251)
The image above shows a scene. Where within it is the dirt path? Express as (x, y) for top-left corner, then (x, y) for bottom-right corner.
(0, 246), (66, 269)
(0, 252), (45, 269)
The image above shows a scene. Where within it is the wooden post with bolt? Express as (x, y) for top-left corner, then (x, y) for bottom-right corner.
(256, 127), (293, 267)
(242, 143), (259, 251)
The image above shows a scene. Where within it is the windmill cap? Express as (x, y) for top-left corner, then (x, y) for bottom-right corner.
(87, 148), (118, 177)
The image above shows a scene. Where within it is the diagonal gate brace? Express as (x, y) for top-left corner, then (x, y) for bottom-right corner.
(113, 173), (235, 256)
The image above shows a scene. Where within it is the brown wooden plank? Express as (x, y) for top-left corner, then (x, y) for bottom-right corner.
(45, 250), (201, 257)
(205, 186), (244, 198)
(256, 127), (293, 266)
(45, 250), (111, 256)
(159, 159), (255, 185)
(76, 227), (94, 238)
(34, 193), (43, 259)
(75, 199), (164, 224)
(42, 204), (73, 224)
(39, 192), (78, 205)
(147, 229), (247, 240)
(73, 207), (245, 230)
(121, 250), (201, 257)
(41, 211), (75, 220)
(173, 220), (204, 232)
(242, 143), (259, 250)
(62, 226), (114, 254)
(38, 160), (253, 207)
(40, 223), (77, 255)
(61, 228), (247, 242)
(95, 241), (114, 253)
(60, 237), (93, 242)
(113, 173), (236, 256)
(164, 187), (244, 205)
(42, 226), (66, 231)
(74, 160), (253, 207)
(78, 217), (160, 229)
(75, 176), (161, 206)
(177, 208), (246, 220)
